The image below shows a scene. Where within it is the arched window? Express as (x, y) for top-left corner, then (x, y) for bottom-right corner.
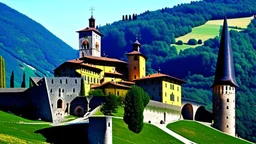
(73, 88), (75, 93)
(66, 79), (68, 84)
(75, 79), (77, 84)
(51, 79), (54, 84)
(60, 79), (62, 84)
(227, 99), (229, 102)
(57, 99), (63, 109)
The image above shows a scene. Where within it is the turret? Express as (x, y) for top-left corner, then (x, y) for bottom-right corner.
(212, 17), (239, 136)
(126, 37), (147, 81)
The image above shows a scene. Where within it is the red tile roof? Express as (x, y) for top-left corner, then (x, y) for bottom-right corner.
(119, 80), (135, 85)
(81, 63), (102, 71)
(67, 59), (83, 64)
(133, 73), (186, 84)
(126, 51), (148, 59)
(105, 71), (123, 76)
(82, 56), (127, 64)
(76, 27), (103, 36)
(91, 81), (131, 89)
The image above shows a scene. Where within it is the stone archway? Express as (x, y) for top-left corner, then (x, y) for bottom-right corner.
(181, 103), (193, 120)
(195, 106), (212, 122)
(57, 99), (63, 109)
(74, 106), (84, 117)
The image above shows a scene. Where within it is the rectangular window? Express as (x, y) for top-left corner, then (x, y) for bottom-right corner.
(170, 93), (175, 101)
(165, 83), (167, 88)
(177, 86), (179, 91)
(117, 91), (119, 96)
(177, 96), (179, 102)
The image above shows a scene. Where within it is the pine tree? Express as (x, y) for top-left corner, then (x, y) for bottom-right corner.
(10, 71), (14, 88)
(21, 72), (26, 88)
(0, 56), (6, 88)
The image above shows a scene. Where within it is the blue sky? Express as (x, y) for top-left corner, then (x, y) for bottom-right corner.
(0, 0), (193, 49)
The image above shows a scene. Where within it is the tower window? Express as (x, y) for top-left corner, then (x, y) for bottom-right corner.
(227, 106), (229, 109)
(134, 66), (136, 70)
(227, 99), (229, 102)
(50, 89), (53, 93)
(227, 125), (229, 128)
(134, 75), (136, 79)
(134, 56), (138, 60)
(227, 116), (228, 119)
(73, 88), (75, 93)
(66, 79), (68, 84)
(51, 79), (54, 84)
(60, 79), (62, 84)
(62, 89), (64, 93)
(75, 79), (77, 84)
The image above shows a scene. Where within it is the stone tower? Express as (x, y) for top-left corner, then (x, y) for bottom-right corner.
(77, 12), (103, 58)
(126, 37), (147, 81)
(88, 116), (112, 144)
(212, 17), (239, 136)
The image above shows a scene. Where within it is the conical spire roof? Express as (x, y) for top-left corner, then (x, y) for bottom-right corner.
(212, 17), (239, 87)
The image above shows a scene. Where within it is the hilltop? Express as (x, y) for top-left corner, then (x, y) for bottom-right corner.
(0, 3), (77, 87)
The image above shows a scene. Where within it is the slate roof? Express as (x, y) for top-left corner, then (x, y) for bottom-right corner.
(212, 17), (239, 87)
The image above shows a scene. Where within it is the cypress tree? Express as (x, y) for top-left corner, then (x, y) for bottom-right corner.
(123, 85), (149, 133)
(10, 71), (14, 88)
(21, 72), (26, 88)
(0, 56), (6, 88)
(80, 77), (86, 96)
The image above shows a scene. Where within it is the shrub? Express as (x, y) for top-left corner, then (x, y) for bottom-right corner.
(187, 38), (197, 45)
(198, 39), (203, 44)
(175, 40), (183, 45)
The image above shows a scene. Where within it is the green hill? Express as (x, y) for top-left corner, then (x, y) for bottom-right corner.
(173, 16), (254, 53)
(0, 2), (78, 87)
(0, 110), (49, 143)
(113, 118), (182, 144)
(167, 120), (252, 144)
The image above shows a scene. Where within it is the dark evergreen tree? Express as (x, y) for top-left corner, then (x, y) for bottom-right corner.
(198, 39), (203, 44)
(21, 72), (26, 88)
(10, 71), (14, 88)
(176, 40), (183, 45)
(123, 85), (149, 133)
(0, 56), (6, 88)
(100, 94), (119, 115)
(80, 78), (86, 96)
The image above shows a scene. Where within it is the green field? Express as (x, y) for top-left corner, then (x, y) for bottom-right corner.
(94, 105), (125, 117)
(173, 16), (254, 53)
(167, 120), (251, 144)
(113, 118), (183, 144)
(0, 110), (49, 143)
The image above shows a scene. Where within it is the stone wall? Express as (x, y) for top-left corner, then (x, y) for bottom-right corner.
(144, 109), (180, 124)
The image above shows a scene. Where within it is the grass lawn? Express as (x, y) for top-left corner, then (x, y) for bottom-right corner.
(0, 110), (50, 143)
(94, 105), (125, 117)
(167, 120), (251, 144)
(172, 16), (254, 53)
(112, 118), (183, 144)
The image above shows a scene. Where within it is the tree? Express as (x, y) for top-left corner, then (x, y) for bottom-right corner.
(80, 78), (86, 96)
(175, 40), (183, 45)
(187, 38), (198, 45)
(123, 85), (150, 133)
(88, 89), (104, 96)
(198, 39), (203, 44)
(100, 94), (119, 115)
(21, 72), (26, 88)
(10, 71), (14, 88)
(0, 56), (6, 88)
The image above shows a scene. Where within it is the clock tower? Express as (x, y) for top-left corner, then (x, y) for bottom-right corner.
(77, 8), (103, 58)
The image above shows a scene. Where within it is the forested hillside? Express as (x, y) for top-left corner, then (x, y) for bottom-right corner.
(0, 3), (77, 86)
(99, 0), (256, 73)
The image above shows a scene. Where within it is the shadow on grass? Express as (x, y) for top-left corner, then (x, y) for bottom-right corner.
(35, 123), (89, 144)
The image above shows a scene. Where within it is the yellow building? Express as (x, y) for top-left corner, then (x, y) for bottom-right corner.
(91, 81), (130, 97)
(126, 39), (147, 81)
(134, 72), (186, 107)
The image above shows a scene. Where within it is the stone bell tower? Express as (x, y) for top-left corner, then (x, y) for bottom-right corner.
(77, 7), (103, 58)
(212, 17), (239, 136)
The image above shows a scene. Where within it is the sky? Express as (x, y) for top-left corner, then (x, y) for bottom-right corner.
(0, 0), (193, 50)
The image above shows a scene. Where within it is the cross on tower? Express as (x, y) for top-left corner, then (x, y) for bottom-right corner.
(89, 6), (95, 16)
(135, 33), (139, 40)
